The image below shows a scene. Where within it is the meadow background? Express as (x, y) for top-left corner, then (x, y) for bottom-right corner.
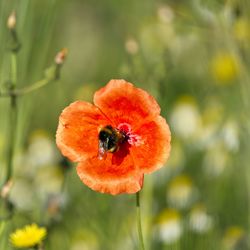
(0, 0), (250, 249)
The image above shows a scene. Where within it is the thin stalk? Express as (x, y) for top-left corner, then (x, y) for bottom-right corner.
(0, 92), (9, 97)
(5, 52), (18, 183)
(0, 65), (59, 98)
(15, 76), (55, 95)
(16, 64), (60, 95)
(136, 191), (145, 250)
(11, 53), (17, 87)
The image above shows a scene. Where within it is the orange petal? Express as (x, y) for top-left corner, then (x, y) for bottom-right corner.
(131, 116), (171, 174)
(94, 79), (161, 129)
(76, 150), (144, 195)
(56, 101), (111, 162)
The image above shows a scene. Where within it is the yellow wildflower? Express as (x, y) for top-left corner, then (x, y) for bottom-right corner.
(10, 224), (47, 248)
(233, 18), (250, 42)
(157, 208), (181, 224)
(211, 53), (239, 83)
(222, 226), (246, 249)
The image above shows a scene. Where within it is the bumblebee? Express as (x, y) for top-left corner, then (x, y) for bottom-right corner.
(98, 125), (126, 160)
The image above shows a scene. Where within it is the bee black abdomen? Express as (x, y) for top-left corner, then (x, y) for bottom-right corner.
(107, 136), (118, 152)
(99, 130), (110, 141)
(99, 125), (119, 152)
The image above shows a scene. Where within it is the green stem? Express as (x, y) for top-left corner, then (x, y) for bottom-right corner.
(0, 65), (59, 98)
(136, 191), (145, 250)
(0, 91), (12, 97)
(15, 77), (53, 95)
(11, 53), (17, 88)
(0, 77), (54, 97)
(5, 52), (18, 183)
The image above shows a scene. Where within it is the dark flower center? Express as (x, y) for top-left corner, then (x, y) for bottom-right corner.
(98, 123), (143, 160)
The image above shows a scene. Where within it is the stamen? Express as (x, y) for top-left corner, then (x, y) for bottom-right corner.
(118, 123), (144, 146)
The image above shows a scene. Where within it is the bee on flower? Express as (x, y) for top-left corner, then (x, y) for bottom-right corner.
(154, 208), (182, 244)
(9, 223), (47, 248)
(56, 79), (171, 195)
(167, 175), (198, 209)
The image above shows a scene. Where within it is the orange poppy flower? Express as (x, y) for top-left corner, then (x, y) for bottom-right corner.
(56, 79), (171, 195)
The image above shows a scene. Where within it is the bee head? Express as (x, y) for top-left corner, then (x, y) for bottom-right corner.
(98, 125), (113, 141)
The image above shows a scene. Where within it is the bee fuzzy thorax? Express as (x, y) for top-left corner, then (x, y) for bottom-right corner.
(98, 123), (143, 160)
(98, 125), (126, 160)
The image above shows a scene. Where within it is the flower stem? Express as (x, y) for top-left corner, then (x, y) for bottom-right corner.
(0, 64), (61, 98)
(15, 72), (56, 95)
(11, 53), (17, 87)
(136, 191), (145, 250)
(5, 52), (18, 184)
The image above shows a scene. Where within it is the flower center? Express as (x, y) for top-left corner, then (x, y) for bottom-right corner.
(117, 123), (143, 147)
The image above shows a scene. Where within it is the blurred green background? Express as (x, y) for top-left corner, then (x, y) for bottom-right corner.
(0, 0), (250, 249)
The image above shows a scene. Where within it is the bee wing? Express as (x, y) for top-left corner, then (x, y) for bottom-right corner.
(98, 140), (108, 160)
